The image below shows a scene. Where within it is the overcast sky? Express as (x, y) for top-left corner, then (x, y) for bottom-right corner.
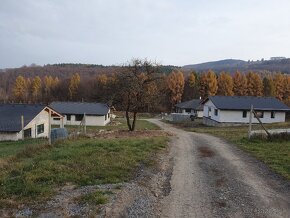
(1, 0), (290, 68)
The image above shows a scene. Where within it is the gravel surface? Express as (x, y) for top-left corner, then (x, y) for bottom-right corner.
(149, 119), (290, 218)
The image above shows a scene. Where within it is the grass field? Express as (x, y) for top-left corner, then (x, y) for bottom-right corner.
(0, 136), (167, 207)
(177, 120), (290, 179)
(53, 118), (160, 133)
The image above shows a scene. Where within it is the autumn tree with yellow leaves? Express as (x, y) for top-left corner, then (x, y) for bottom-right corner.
(232, 71), (247, 96)
(199, 70), (218, 99)
(217, 72), (234, 96)
(68, 73), (81, 100)
(167, 70), (185, 108)
(246, 72), (263, 96)
(13, 75), (27, 102)
(30, 76), (42, 101)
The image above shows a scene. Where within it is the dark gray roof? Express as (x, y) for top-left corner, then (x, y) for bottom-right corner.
(175, 99), (202, 110)
(0, 104), (46, 132)
(206, 96), (290, 111)
(50, 102), (109, 116)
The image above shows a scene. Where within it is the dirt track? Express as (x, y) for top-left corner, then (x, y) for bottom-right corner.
(149, 119), (290, 218)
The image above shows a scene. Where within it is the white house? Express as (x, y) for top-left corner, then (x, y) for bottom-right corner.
(0, 104), (63, 141)
(175, 99), (203, 118)
(50, 102), (111, 126)
(202, 96), (290, 126)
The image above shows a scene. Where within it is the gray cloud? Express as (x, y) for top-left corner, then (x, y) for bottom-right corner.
(1, 0), (290, 68)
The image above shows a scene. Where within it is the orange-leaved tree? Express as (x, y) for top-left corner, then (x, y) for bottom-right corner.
(232, 71), (247, 96)
(13, 75), (27, 102)
(199, 70), (218, 99)
(246, 72), (263, 96)
(217, 72), (234, 96)
(167, 69), (185, 109)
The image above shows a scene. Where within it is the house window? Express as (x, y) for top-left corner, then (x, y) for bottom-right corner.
(37, 124), (44, 135)
(214, 109), (218, 116)
(105, 114), (107, 121)
(255, 111), (264, 118)
(75, 114), (84, 121)
(66, 115), (71, 121)
(185, 109), (191, 113)
(242, 111), (247, 118)
(271, 111), (275, 119)
(24, 128), (32, 138)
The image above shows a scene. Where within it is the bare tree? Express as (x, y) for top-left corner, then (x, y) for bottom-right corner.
(115, 59), (161, 131)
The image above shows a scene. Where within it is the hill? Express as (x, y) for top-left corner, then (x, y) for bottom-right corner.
(183, 58), (290, 73)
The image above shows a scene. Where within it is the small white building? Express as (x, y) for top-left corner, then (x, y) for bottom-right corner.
(175, 99), (203, 118)
(0, 104), (62, 141)
(50, 102), (111, 126)
(202, 96), (290, 126)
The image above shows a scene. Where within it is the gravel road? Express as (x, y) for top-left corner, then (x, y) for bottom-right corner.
(149, 119), (290, 218)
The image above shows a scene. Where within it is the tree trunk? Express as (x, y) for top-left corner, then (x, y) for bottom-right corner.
(131, 111), (138, 131)
(125, 109), (133, 131)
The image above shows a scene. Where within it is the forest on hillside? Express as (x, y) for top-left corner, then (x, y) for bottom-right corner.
(1, 61), (290, 112)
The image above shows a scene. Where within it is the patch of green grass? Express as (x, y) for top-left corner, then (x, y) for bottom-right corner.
(54, 118), (160, 133)
(0, 139), (48, 159)
(79, 190), (111, 205)
(0, 136), (167, 205)
(186, 121), (290, 179)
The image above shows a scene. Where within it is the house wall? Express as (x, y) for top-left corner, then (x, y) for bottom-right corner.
(52, 113), (111, 126)
(0, 132), (19, 141)
(176, 107), (203, 117)
(203, 99), (286, 124)
(0, 110), (50, 141)
(18, 110), (50, 140)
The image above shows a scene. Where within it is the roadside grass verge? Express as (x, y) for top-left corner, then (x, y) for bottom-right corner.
(0, 136), (167, 207)
(53, 118), (160, 133)
(181, 121), (290, 180)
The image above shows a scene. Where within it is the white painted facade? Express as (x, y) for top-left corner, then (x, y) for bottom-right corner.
(176, 108), (203, 118)
(203, 99), (286, 124)
(51, 111), (110, 127)
(0, 109), (55, 141)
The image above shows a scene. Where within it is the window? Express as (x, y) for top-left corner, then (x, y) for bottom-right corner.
(24, 128), (32, 138)
(271, 111), (275, 119)
(242, 111), (247, 118)
(66, 115), (71, 121)
(185, 109), (191, 113)
(214, 109), (218, 116)
(37, 124), (44, 135)
(255, 111), (264, 118)
(53, 118), (60, 121)
(105, 114), (107, 121)
(75, 114), (84, 121)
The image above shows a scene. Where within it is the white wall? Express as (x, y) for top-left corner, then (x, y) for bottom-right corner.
(219, 110), (286, 123)
(18, 110), (50, 140)
(0, 132), (19, 141)
(203, 99), (286, 124)
(0, 109), (51, 141)
(52, 112), (111, 126)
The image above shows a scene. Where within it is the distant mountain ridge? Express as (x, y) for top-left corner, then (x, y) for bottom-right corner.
(183, 58), (290, 73)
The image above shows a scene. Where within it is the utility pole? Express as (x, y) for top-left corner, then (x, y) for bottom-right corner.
(248, 105), (253, 139)
(21, 115), (24, 140)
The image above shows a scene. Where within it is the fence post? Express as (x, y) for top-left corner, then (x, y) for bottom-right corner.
(248, 105), (253, 139)
(48, 109), (51, 145)
(21, 115), (24, 140)
(84, 113), (86, 135)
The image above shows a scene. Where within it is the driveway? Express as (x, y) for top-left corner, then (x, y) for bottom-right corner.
(149, 119), (290, 218)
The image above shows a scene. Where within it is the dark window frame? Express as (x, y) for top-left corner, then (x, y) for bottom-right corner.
(242, 110), (247, 118)
(271, 111), (275, 119)
(255, 111), (264, 118)
(24, 128), (32, 138)
(37, 124), (44, 135)
(66, 115), (71, 121)
(75, 114), (84, 121)
(214, 109), (218, 116)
